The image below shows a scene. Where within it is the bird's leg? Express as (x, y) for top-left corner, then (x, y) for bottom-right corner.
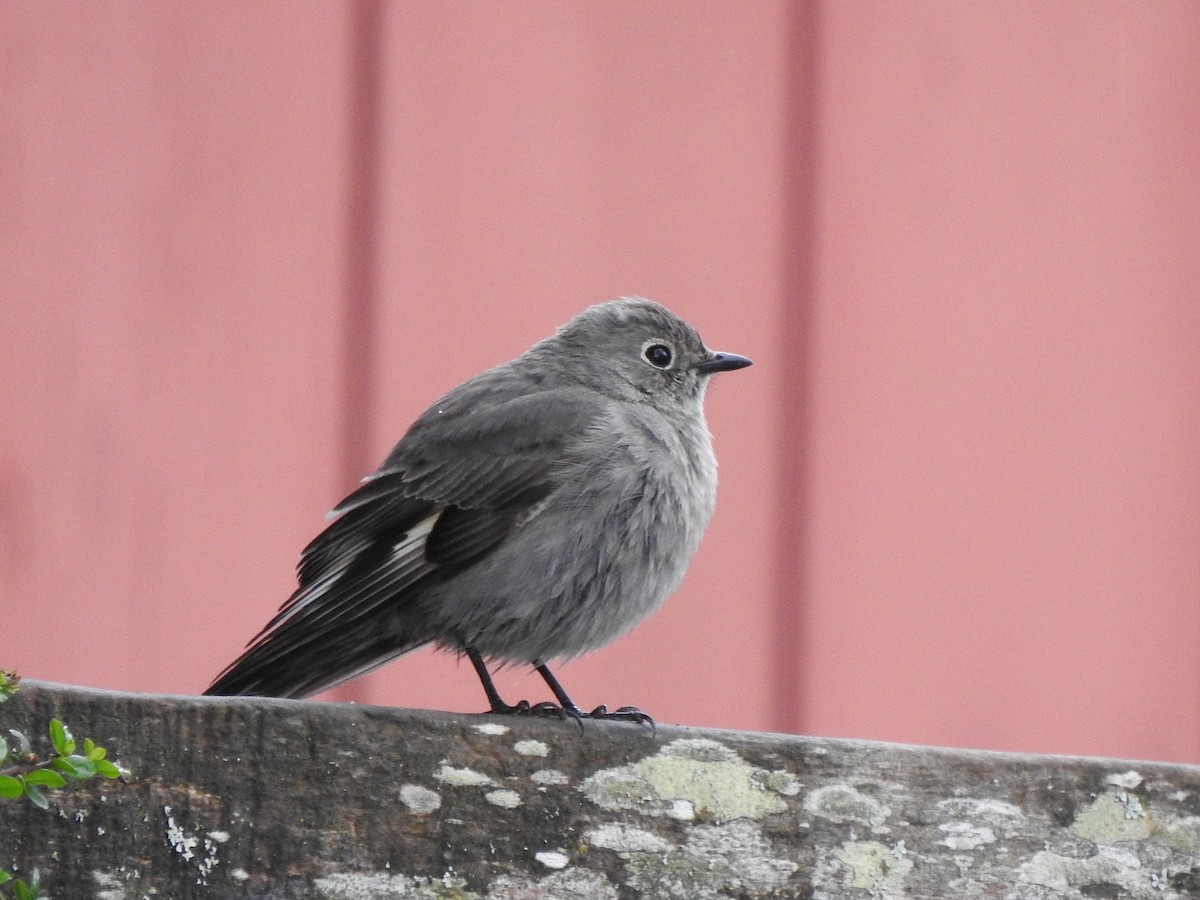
(533, 663), (585, 718)
(467, 647), (530, 715)
(466, 649), (578, 726)
(535, 663), (655, 732)
(469, 649), (652, 732)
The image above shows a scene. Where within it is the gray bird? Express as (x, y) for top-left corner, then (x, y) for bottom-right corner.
(205, 297), (751, 724)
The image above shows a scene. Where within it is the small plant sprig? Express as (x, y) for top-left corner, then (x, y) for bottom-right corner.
(1, 670), (127, 899)
(0, 671), (19, 704)
(0, 870), (38, 900)
(0, 717), (122, 809)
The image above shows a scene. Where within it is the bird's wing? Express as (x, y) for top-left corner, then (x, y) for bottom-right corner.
(205, 375), (600, 697)
(374, 369), (599, 508)
(341, 373), (603, 566)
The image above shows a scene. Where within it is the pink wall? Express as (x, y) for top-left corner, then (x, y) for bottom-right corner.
(801, 2), (1200, 762)
(2, 2), (1198, 763)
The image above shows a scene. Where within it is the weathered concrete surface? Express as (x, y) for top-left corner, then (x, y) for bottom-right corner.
(2, 681), (1200, 899)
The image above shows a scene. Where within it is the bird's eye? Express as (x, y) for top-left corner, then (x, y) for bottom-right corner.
(642, 343), (673, 369)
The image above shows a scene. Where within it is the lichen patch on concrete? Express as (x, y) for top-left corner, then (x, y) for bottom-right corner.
(92, 871), (122, 900)
(485, 868), (618, 899)
(590, 818), (798, 898)
(162, 805), (221, 885)
(937, 822), (996, 850)
(1155, 815), (1200, 855)
(317, 871), (478, 899)
(1013, 773), (1200, 900)
(1106, 770), (1144, 790)
(1016, 847), (1188, 900)
(665, 798), (695, 821)
(585, 823), (672, 854)
(803, 783), (891, 826)
(434, 764), (494, 787)
(578, 738), (798, 822)
(534, 850), (569, 869)
(825, 839), (913, 894)
(683, 820), (800, 891)
(513, 739), (549, 757)
(400, 784), (442, 814)
(1071, 790), (1154, 843)
(935, 796), (1024, 828)
(485, 789), (522, 809)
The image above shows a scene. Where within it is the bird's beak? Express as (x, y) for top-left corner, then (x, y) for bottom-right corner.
(695, 350), (753, 375)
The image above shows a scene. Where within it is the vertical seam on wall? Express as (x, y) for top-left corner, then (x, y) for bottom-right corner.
(774, 0), (823, 733)
(333, 0), (385, 704)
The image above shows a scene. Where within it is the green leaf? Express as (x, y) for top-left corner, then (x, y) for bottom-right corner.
(0, 775), (23, 798)
(68, 755), (97, 778)
(15, 881), (31, 900)
(86, 742), (107, 762)
(95, 759), (122, 779)
(8, 729), (30, 756)
(22, 769), (66, 789)
(49, 719), (75, 756)
(24, 783), (48, 809)
(0, 669), (17, 703)
(0, 870), (11, 884)
(50, 756), (92, 779)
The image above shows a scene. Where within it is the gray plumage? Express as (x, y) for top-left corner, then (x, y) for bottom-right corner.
(205, 297), (750, 720)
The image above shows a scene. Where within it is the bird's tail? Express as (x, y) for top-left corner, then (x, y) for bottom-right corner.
(205, 480), (442, 699)
(203, 617), (429, 699)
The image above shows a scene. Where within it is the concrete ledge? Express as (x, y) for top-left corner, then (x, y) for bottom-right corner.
(2, 681), (1200, 898)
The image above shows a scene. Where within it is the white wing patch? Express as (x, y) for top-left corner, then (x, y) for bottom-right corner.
(268, 510), (442, 631)
(392, 510), (440, 560)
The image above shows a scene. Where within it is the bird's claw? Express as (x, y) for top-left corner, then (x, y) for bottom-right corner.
(483, 699), (583, 731)
(589, 704), (656, 734)
(482, 700), (653, 734)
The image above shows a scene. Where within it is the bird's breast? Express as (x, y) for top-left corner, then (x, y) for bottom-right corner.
(423, 405), (720, 663)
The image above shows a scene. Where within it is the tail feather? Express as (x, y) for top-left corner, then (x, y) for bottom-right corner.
(206, 493), (443, 699)
(204, 620), (430, 698)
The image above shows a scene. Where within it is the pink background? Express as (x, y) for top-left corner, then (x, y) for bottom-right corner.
(3, 2), (1198, 763)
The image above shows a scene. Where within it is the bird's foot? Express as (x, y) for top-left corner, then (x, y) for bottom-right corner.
(586, 705), (656, 735)
(481, 700), (653, 734)
(482, 699), (584, 732)
(482, 698), (531, 715)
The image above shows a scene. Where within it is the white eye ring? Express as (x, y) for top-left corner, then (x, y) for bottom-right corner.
(641, 340), (674, 369)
